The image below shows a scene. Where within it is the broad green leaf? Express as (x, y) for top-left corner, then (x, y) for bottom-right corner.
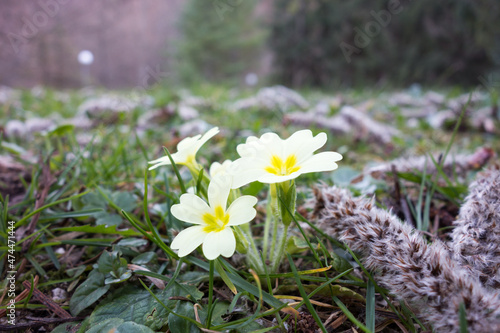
(112, 191), (138, 213)
(177, 271), (209, 284)
(286, 235), (309, 255)
(86, 318), (155, 333)
(132, 252), (157, 264)
(96, 251), (117, 274)
(89, 284), (203, 331)
(95, 211), (123, 226)
(331, 166), (360, 186)
(80, 191), (109, 209)
(51, 318), (89, 333)
(48, 124), (75, 137)
(1, 141), (27, 155)
(168, 301), (201, 333)
(115, 321), (156, 333)
(86, 318), (124, 333)
(105, 271), (132, 285)
(70, 270), (110, 316)
(117, 238), (148, 247)
(169, 299), (229, 332)
(241, 181), (264, 196)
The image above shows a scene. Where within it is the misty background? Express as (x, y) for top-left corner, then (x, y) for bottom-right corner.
(1, 0), (499, 90)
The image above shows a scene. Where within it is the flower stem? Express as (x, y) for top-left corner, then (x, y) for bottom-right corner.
(206, 260), (215, 328)
(270, 224), (289, 273)
(262, 190), (273, 264)
(269, 206), (279, 263)
(245, 226), (265, 274)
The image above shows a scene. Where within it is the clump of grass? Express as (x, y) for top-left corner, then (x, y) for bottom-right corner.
(1, 86), (498, 332)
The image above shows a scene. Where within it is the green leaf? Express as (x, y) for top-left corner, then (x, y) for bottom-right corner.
(177, 271), (209, 284)
(54, 224), (141, 237)
(48, 124), (75, 137)
(87, 318), (124, 333)
(168, 301), (202, 333)
(105, 271), (132, 285)
(80, 191), (109, 209)
(51, 319), (89, 333)
(96, 251), (117, 274)
(132, 252), (157, 264)
(117, 238), (148, 247)
(39, 208), (103, 221)
(241, 181), (265, 196)
(89, 284), (203, 330)
(331, 166), (360, 186)
(95, 211), (123, 226)
(1, 141), (27, 155)
(112, 191), (138, 213)
(66, 265), (87, 278)
(70, 270), (111, 316)
(286, 235), (309, 255)
(86, 318), (156, 333)
(115, 321), (156, 333)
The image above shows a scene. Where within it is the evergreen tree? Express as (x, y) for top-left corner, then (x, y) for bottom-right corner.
(270, 0), (500, 87)
(176, 0), (264, 85)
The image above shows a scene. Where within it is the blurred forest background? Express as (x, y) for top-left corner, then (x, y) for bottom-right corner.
(1, 0), (499, 90)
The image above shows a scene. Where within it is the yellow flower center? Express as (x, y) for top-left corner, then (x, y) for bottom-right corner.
(264, 155), (301, 176)
(202, 205), (230, 233)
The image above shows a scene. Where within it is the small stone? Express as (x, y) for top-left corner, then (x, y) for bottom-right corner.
(55, 248), (65, 255)
(26, 117), (54, 133)
(5, 120), (27, 139)
(177, 104), (199, 120)
(51, 288), (67, 302)
(427, 110), (455, 128)
(178, 119), (212, 137)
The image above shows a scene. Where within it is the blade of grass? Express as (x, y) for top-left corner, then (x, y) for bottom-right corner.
(25, 253), (47, 277)
(459, 302), (468, 333)
(287, 253), (327, 333)
(143, 169), (177, 258)
(366, 279), (376, 332)
(15, 191), (91, 227)
(121, 210), (177, 259)
(214, 269), (264, 331)
(135, 132), (150, 161)
(333, 296), (371, 333)
(40, 234), (60, 269)
(188, 256), (286, 310)
(162, 147), (186, 194)
(96, 186), (147, 230)
(415, 158), (427, 230)
(206, 260), (215, 329)
(214, 258), (237, 295)
(343, 244), (413, 330)
(38, 208), (103, 222)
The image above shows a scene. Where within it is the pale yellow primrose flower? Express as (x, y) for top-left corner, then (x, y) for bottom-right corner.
(170, 175), (257, 260)
(209, 160), (234, 178)
(148, 127), (219, 170)
(229, 130), (343, 188)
